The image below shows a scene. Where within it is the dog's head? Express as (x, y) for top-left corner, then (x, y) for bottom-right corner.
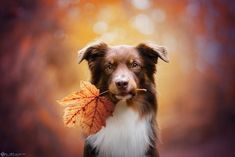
(78, 41), (168, 102)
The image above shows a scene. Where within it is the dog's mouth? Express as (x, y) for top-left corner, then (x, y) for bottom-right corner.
(108, 89), (147, 101)
(109, 90), (137, 100)
(114, 91), (136, 100)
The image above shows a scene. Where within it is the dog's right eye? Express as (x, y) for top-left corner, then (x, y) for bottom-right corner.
(105, 63), (115, 72)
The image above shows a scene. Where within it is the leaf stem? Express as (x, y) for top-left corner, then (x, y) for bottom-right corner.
(136, 88), (147, 92)
(99, 90), (109, 96)
(99, 88), (147, 96)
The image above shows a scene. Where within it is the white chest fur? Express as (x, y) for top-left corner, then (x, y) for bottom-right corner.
(87, 100), (152, 157)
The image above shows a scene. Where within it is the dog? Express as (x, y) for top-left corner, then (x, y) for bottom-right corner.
(78, 41), (168, 157)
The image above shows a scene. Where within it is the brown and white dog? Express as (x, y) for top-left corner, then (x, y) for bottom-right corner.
(78, 41), (168, 157)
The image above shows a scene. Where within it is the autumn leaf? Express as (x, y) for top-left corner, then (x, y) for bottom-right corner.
(57, 81), (114, 137)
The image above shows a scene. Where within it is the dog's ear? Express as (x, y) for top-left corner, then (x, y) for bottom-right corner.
(77, 41), (108, 63)
(136, 42), (169, 63)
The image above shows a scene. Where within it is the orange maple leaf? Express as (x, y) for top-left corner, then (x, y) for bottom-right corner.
(57, 81), (114, 137)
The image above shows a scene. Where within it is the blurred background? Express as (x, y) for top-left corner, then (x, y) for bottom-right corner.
(0, 0), (235, 157)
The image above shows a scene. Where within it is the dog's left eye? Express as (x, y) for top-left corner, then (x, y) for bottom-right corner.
(107, 64), (113, 69)
(130, 61), (140, 68)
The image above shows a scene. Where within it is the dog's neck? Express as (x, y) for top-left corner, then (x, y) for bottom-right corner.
(87, 99), (154, 157)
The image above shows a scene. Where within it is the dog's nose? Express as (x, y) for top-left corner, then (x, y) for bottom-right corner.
(115, 81), (128, 89)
